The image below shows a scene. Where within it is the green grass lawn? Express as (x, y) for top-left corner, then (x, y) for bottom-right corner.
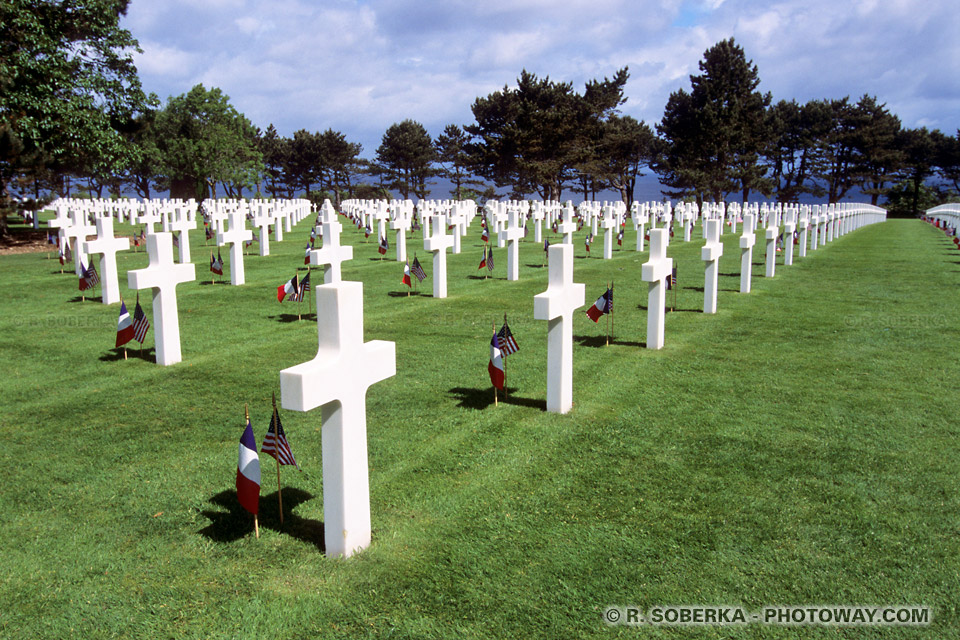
(0, 212), (957, 639)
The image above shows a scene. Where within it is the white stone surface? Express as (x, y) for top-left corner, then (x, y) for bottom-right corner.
(83, 216), (129, 305)
(279, 281), (396, 558)
(424, 213), (453, 298)
(502, 208), (524, 281)
(701, 219), (722, 314)
(126, 233), (196, 365)
(641, 229), (673, 350)
(740, 213), (756, 294)
(533, 244), (585, 413)
(217, 209), (253, 286)
(311, 203), (354, 284)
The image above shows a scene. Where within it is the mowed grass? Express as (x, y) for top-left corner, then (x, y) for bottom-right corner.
(0, 212), (957, 639)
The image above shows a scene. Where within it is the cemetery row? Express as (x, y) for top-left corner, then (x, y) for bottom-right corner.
(45, 194), (887, 557)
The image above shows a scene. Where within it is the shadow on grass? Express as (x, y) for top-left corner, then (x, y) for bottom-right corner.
(68, 295), (102, 303)
(197, 279), (230, 286)
(99, 346), (155, 362)
(388, 290), (420, 297)
(524, 263), (547, 269)
(268, 313), (316, 323)
(575, 334), (645, 348)
(686, 286), (704, 292)
(51, 270), (72, 275)
(199, 488), (325, 552)
(448, 386), (546, 411)
(719, 272), (741, 278)
(467, 275), (494, 280)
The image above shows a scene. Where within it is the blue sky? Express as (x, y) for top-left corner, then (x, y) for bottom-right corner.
(122, 0), (959, 161)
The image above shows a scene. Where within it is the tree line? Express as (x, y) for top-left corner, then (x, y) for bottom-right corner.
(2, 2), (958, 238)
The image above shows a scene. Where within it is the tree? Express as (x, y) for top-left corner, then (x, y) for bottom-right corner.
(152, 84), (262, 200)
(854, 96), (903, 206)
(0, 0), (150, 233)
(465, 68), (629, 200)
(592, 115), (657, 207)
(896, 127), (938, 216)
(435, 124), (486, 200)
(376, 120), (435, 199)
(319, 129), (363, 205)
(763, 99), (831, 202)
(656, 39), (771, 206)
(934, 130), (960, 197)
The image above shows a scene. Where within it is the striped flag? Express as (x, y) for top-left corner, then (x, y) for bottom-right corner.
(210, 251), (223, 275)
(402, 262), (412, 287)
(293, 272), (310, 301)
(277, 273), (299, 302)
(488, 332), (504, 390)
(115, 301), (134, 347)
(410, 256), (427, 282)
(478, 246), (487, 270)
(261, 405), (300, 469)
(378, 234), (389, 255)
(617, 229), (623, 246)
(667, 266), (677, 290)
(304, 242), (312, 265)
(133, 294), (150, 343)
(586, 287), (613, 322)
(486, 246), (495, 272)
(79, 261), (100, 291)
(496, 321), (519, 356)
(236, 418), (261, 515)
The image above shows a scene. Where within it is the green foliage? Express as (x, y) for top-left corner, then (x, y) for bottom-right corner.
(375, 119), (435, 199)
(883, 179), (941, 217)
(152, 84), (263, 200)
(465, 68), (629, 201)
(656, 39), (771, 204)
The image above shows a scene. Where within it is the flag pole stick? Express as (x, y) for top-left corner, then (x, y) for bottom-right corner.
(607, 281), (612, 346)
(502, 313), (508, 400)
(492, 323), (498, 407)
(273, 392), (284, 527)
(245, 404), (260, 539)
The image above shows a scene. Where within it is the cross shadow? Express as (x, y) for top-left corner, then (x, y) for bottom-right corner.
(686, 286), (704, 292)
(268, 313), (315, 323)
(368, 257), (390, 262)
(524, 263), (547, 269)
(51, 270), (72, 275)
(448, 386), (545, 411)
(99, 346), (155, 362)
(720, 288), (739, 292)
(467, 275), (493, 280)
(388, 290), (419, 297)
(198, 488), (325, 552)
(197, 279), (229, 286)
(718, 272), (740, 278)
(575, 334), (646, 348)
(68, 295), (102, 303)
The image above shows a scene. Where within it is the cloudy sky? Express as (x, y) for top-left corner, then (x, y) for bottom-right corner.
(122, 0), (959, 161)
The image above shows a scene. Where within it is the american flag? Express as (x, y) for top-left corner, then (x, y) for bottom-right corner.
(487, 246), (495, 271)
(133, 294), (150, 343)
(291, 272), (310, 302)
(261, 404), (299, 469)
(497, 321), (519, 357)
(79, 261), (100, 290)
(667, 266), (677, 290)
(410, 256), (427, 282)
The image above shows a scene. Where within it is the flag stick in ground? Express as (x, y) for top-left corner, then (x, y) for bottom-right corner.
(245, 404), (259, 539)
(272, 392), (284, 527)
(492, 323), (498, 407)
(673, 269), (677, 312)
(606, 282), (612, 346)
(502, 314), (508, 400)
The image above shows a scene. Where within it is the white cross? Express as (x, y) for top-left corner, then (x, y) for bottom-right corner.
(764, 214), (779, 278)
(740, 212), (756, 293)
(641, 228), (673, 350)
(217, 209), (253, 285)
(798, 209), (809, 258)
(424, 213), (454, 298)
(557, 203), (577, 244)
(783, 210), (796, 266)
(83, 217), (129, 305)
(138, 202), (162, 233)
(127, 233), (196, 365)
(311, 206), (354, 284)
(533, 244), (585, 413)
(279, 280), (396, 558)
(502, 207), (524, 281)
(600, 206), (617, 260)
(390, 208), (412, 262)
(253, 211), (272, 257)
(530, 203), (545, 243)
(64, 210), (96, 278)
(633, 204), (648, 252)
(701, 218), (723, 314)
(447, 208), (464, 255)
(169, 209), (197, 264)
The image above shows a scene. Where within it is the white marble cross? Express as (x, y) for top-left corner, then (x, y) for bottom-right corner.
(502, 207), (524, 281)
(641, 229), (673, 350)
(424, 213), (454, 298)
(600, 207), (617, 260)
(217, 209), (253, 286)
(558, 203), (577, 244)
(765, 214), (779, 278)
(390, 208), (412, 263)
(783, 210), (796, 266)
(530, 203), (545, 243)
(740, 212), (756, 293)
(83, 217), (129, 305)
(169, 210), (197, 264)
(533, 244), (585, 413)
(47, 206), (72, 249)
(127, 233), (196, 365)
(701, 218), (723, 314)
(253, 211), (272, 257)
(798, 209), (809, 258)
(279, 280), (396, 558)
(633, 204), (648, 252)
(311, 206), (354, 284)
(64, 210), (97, 278)
(138, 202), (162, 233)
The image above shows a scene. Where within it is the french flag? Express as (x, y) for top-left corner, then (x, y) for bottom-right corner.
(586, 288), (612, 323)
(236, 419), (260, 515)
(402, 262), (412, 287)
(488, 332), (504, 390)
(115, 301), (135, 347)
(277, 274), (298, 302)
